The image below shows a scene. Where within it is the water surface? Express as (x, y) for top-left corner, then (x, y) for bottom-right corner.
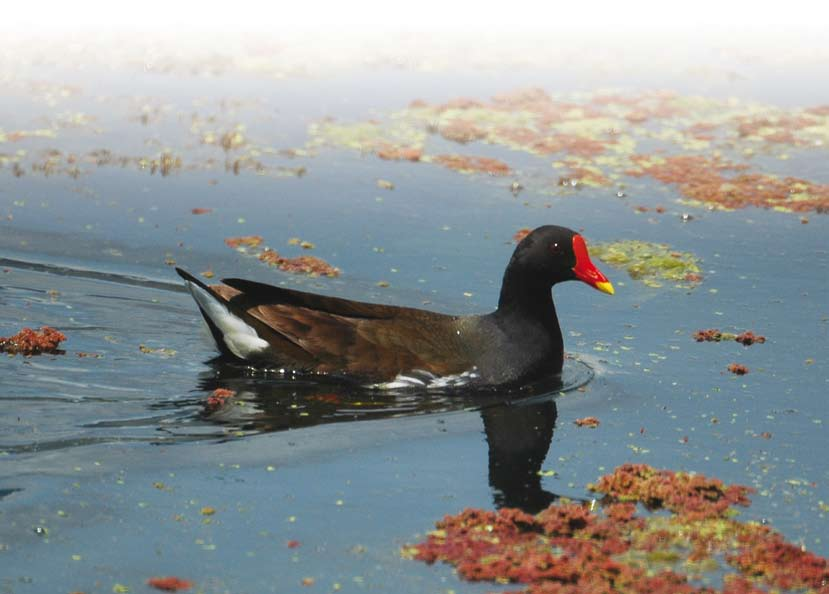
(1, 34), (828, 593)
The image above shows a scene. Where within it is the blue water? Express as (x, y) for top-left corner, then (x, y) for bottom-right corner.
(1, 37), (828, 593)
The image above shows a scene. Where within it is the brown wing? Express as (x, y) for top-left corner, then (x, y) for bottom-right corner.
(213, 279), (476, 380)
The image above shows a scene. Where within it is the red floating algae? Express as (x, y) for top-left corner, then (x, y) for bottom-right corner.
(223, 235), (340, 277)
(588, 463), (752, 520)
(727, 531), (829, 591)
(258, 249), (340, 277)
(627, 154), (829, 213)
(146, 576), (193, 592)
(375, 145), (422, 161)
(734, 331), (765, 346)
(727, 363), (749, 375)
(432, 154), (511, 176)
(693, 328), (724, 342)
(574, 416), (600, 428)
(438, 119), (488, 144)
(0, 326), (66, 355)
(733, 114), (816, 146)
(693, 329), (766, 345)
(224, 235), (264, 249)
(206, 388), (236, 410)
(406, 465), (827, 594)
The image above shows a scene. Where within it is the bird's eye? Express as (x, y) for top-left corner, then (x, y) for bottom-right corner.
(549, 242), (563, 255)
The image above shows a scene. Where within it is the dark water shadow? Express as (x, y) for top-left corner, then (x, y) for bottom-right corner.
(182, 357), (593, 511)
(481, 398), (560, 512)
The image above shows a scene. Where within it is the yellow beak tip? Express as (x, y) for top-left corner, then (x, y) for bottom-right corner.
(596, 281), (615, 295)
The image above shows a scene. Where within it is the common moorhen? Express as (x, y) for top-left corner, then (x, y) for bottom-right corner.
(177, 225), (613, 387)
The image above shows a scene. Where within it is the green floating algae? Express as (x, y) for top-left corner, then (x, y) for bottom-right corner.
(590, 240), (702, 288)
(306, 119), (426, 155)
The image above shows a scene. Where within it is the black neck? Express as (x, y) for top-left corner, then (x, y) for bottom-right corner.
(497, 269), (560, 330)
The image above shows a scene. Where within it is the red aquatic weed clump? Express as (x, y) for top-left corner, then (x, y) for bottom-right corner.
(627, 154), (829, 213)
(206, 388), (236, 409)
(718, 575), (773, 594)
(375, 144), (422, 161)
(224, 235), (264, 249)
(728, 529), (829, 591)
(574, 416), (600, 428)
(0, 326), (66, 355)
(604, 502), (637, 523)
(513, 228), (532, 243)
(493, 126), (592, 156)
(693, 329), (765, 345)
(258, 249), (340, 277)
(734, 331), (765, 346)
(727, 363), (749, 375)
(407, 500), (660, 591)
(536, 502), (593, 537)
(549, 134), (610, 158)
(693, 328), (723, 342)
(224, 235), (340, 277)
(494, 125), (539, 147)
(406, 465), (828, 594)
(432, 154), (511, 176)
(439, 120), (488, 144)
(191, 207), (213, 215)
(733, 114), (815, 145)
(146, 576), (193, 591)
(588, 463), (752, 520)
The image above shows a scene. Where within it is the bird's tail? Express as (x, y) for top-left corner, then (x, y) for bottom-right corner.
(175, 268), (269, 360)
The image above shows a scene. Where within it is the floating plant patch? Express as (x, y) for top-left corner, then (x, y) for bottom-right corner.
(427, 153), (512, 176)
(405, 464), (829, 594)
(589, 240), (702, 288)
(727, 363), (750, 375)
(295, 89), (829, 206)
(8, 83), (829, 211)
(306, 119), (426, 160)
(258, 249), (340, 277)
(693, 329), (766, 345)
(205, 388), (237, 410)
(224, 235), (340, 277)
(146, 576), (193, 592)
(0, 326), (66, 355)
(627, 154), (829, 213)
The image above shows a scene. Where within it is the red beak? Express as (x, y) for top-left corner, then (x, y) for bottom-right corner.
(571, 234), (614, 295)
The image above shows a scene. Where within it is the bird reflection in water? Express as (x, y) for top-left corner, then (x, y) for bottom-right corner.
(195, 360), (588, 513)
(481, 397), (559, 513)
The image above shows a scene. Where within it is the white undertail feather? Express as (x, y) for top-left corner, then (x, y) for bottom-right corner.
(183, 279), (269, 360)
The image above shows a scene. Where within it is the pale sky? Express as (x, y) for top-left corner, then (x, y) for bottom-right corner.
(2, 0), (825, 34)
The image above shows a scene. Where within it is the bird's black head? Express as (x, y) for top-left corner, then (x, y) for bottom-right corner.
(498, 225), (614, 310)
